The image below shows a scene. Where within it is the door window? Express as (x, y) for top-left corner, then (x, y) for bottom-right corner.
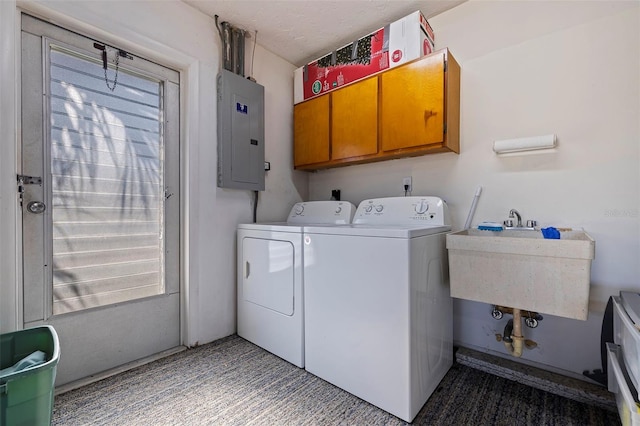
(49, 46), (166, 314)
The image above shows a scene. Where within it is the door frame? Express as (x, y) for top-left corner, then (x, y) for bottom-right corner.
(1, 1), (200, 347)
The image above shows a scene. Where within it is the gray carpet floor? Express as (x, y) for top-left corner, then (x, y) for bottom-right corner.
(52, 335), (620, 425)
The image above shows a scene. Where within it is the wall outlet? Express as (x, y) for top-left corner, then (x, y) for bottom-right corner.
(403, 176), (412, 193)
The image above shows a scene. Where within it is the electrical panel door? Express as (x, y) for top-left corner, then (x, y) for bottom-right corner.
(217, 69), (265, 190)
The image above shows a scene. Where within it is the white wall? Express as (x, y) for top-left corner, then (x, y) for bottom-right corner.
(253, 46), (310, 222)
(0, 0), (307, 345)
(308, 0), (640, 378)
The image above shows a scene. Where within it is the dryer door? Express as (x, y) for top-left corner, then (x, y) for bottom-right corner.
(242, 237), (294, 315)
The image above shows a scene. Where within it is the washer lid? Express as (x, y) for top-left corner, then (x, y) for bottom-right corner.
(304, 223), (451, 238)
(621, 291), (640, 326)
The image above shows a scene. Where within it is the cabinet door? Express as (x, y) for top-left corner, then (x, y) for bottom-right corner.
(331, 77), (378, 160)
(294, 95), (330, 166)
(380, 52), (445, 151)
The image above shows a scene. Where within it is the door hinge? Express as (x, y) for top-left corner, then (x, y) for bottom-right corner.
(444, 59), (447, 72)
(444, 123), (447, 134)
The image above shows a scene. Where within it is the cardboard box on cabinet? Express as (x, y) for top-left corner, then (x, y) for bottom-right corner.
(293, 11), (434, 104)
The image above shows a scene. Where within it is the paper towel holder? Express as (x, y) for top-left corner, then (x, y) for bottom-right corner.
(493, 134), (557, 154)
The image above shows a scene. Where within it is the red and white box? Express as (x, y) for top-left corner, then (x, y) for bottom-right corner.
(293, 11), (434, 104)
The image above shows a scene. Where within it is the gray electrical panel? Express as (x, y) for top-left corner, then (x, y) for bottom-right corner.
(217, 69), (265, 190)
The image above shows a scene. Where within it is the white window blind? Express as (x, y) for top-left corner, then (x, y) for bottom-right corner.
(49, 46), (165, 314)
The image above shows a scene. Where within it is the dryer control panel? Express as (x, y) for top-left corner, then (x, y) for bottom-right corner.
(287, 201), (356, 224)
(354, 196), (449, 226)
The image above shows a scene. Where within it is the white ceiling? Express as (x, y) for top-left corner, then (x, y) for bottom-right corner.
(183, 0), (466, 67)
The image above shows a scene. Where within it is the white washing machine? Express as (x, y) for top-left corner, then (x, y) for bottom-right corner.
(237, 201), (355, 368)
(303, 196), (453, 422)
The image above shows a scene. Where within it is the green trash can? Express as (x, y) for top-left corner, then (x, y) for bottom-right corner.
(0, 326), (60, 426)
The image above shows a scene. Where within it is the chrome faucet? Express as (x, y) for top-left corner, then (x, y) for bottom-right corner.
(504, 209), (537, 230)
(509, 209), (523, 228)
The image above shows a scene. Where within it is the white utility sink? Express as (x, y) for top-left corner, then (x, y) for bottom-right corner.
(446, 228), (595, 320)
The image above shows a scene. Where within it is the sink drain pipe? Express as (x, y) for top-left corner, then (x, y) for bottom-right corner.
(504, 308), (525, 357)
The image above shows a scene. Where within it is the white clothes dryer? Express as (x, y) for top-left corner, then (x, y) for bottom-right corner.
(237, 201), (355, 368)
(303, 196), (453, 422)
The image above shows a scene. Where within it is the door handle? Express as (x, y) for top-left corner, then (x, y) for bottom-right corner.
(27, 201), (46, 214)
(245, 261), (250, 279)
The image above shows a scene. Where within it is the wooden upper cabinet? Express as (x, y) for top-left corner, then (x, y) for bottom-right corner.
(294, 94), (330, 167)
(293, 49), (460, 170)
(331, 77), (378, 160)
(380, 52), (445, 151)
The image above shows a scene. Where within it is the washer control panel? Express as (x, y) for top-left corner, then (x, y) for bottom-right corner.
(353, 196), (449, 226)
(287, 201), (356, 224)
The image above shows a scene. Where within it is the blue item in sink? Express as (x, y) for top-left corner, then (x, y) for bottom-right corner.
(541, 227), (560, 239)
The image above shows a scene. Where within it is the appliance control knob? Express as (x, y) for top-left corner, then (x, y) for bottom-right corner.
(415, 200), (429, 214)
(294, 204), (304, 215)
(335, 206), (342, 214)
(375, 205), (384, 213)
(364, 205), (373, 213)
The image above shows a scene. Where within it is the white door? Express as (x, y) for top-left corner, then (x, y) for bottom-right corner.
(242, 237), (295, 315)
(237, 229), (304, 367)
(20, 14), (181, 385)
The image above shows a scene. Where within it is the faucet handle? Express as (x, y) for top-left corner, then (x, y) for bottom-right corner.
(526, 220), (537, 228)
(504, 219), (514, 227)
